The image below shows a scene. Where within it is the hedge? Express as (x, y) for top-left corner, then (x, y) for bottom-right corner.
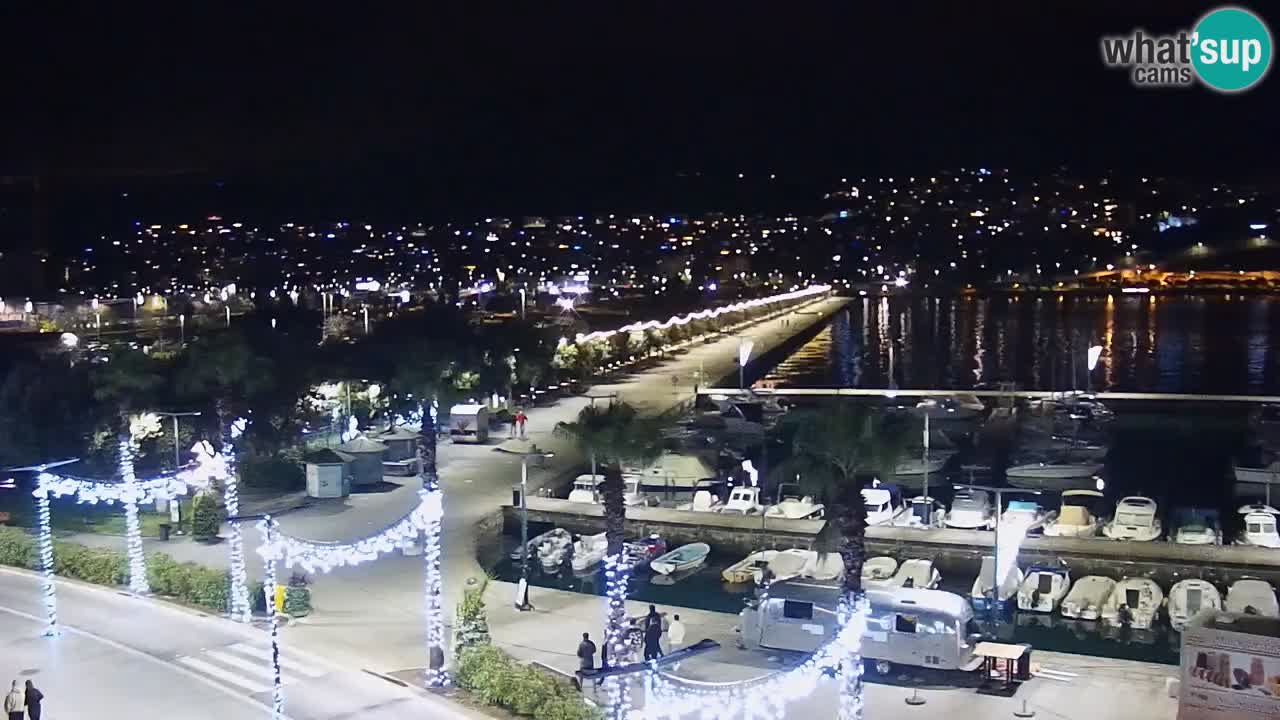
(0, 526), (230, 613)
(454, 644), (600, 720)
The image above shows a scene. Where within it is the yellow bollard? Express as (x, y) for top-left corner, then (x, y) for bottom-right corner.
(275, 585), (286, 612)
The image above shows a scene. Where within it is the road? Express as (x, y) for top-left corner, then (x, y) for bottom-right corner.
(0, 569), (481, 720)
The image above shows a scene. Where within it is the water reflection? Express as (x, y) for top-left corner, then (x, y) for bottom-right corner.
(759, 294), (1280, 394)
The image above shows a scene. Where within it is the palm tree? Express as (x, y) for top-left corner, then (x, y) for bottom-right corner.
(92, 348), (164, 593)
(780, 402), (917, 720)
(554, 402), (662, 717)
(176, 330), (274, 621)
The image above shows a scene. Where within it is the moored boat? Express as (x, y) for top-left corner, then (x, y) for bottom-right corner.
(1102, 496), (1162, 541)
(1101, 577), (1164, 630)
(1166, 579), (1222, 631)
(1225, 578), (1280, 617)
(722, 550), (776, 584)
(651, 542), (711, 576)
(1017, 566), (1071, 613)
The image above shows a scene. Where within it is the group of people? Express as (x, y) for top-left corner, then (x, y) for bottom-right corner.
(3, 681), (42, 720)
(508, 409), (529, 439)
(576, 605), (688, 673)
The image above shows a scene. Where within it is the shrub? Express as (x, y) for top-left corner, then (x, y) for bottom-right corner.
(454, 644), (510, 699)
(455, 578), (491, 650)
(505, 665), (559, 716)
(191, 493), (223, 541)
(536, 694), (602, 720)
(284, 586), (312, 617)
(453, 644), (600, 720)
(0, 527), (35, 567)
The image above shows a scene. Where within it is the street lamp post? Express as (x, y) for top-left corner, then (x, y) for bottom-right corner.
(737, 338), (754, 390)
(511, 449), (555, 611)
(155, 411), (202, 522)
(953, 482), (1041, 624)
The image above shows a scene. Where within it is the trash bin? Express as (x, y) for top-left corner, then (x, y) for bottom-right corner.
(1015, 644), (1033, 681)
(158, 523), (172, 541)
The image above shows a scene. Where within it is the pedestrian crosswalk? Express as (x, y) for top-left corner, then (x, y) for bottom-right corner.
(175, 642), (329, 695)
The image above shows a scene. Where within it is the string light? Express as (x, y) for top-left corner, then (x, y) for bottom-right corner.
(223, 417), (252, 623)
(257, 491), (442, 573)
(637, 597), (867, 720)
(602, 552), (631, 720)
(35, 492), (57, 636)
(259, 517), (285, 720)
(118, 438), (150, 594)
(573, 285), (830, 345)
(422, 400), (447, 687)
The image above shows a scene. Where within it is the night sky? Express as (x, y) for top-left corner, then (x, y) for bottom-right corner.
(0, 2), (1277, 216)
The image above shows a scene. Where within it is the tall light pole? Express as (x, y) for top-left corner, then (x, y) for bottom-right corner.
(737, 338), (754, 390)
(509, 449), (555, 611)
(953, 482), (1040, 623)
(155, 411), (202, 522)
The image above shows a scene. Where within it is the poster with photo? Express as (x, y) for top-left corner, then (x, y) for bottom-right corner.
(1179, 621), (1280, 720)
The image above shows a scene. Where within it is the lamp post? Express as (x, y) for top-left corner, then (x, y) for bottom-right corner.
(155, 411), (202, 522)
(953, 482), (1041, 624)
(511, 449), (555, 611)
(737, 338), (754, 390)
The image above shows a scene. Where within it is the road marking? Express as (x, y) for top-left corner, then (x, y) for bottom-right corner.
(226, 641), (328, 677)
(0, 604), (275, 717)
(177, 655), (273, 693)
(205, 647), (304, 684)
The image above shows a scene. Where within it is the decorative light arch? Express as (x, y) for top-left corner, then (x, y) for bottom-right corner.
(255, 488), (444, 719)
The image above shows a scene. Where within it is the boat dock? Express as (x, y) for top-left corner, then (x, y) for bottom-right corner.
(505, 498), (1280, 584)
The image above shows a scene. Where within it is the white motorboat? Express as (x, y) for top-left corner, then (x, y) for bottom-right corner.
(916, 394), (985, 421)
(1000, 500), (1049, 533)
(570, 532), (608, 573)
(1235, 504), (1280, 548)
(1101, 577), (1164, 629)
(722, 550), (777, 584)
(1042, 490), (1105, 538)
(567, 474), (603, 503)
(677, 489), (722, 512)
(945, 489), (995, 530)
(1017, 566), (1071, 613)
(718, 486), (764, 515)
(1006, 458), (1104, 481)
(650, 543), (712, 576)
(753, 548), (811, 584)
(883, 558), (941, 590)
(1173, 519), (1221, 545)
(801, 552), (844, 581)
(1102, 496), (1163, 541)
(1225, 578), (1280, 617)
(623, 452), (719, 490)
(1166, 579), (1222, 631)
(863, 484), (907, 526)
(511, 528), (571, 561)
(861, 556), (899, 586)
(892, 453), (948, 476)
(764, 483), (825, 519)
(1061, 576), (1117, 620)
(893, 496), (945, 529)
(970, 555), (1023, 612)
(538, 531), (573, 571)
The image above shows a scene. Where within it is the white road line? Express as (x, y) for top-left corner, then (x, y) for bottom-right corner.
(177, 655), (273, 694)
(226, 641), (328, 677)
(203, 648), (304, 685)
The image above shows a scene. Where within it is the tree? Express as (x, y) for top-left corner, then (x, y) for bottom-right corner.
(455, 577), (492, 650)
(191, 492), (224, 541)
(554, 402), (662, 716)
(779, 402), (916, 718)
(92, 348), (165, 593)
(176, 329), (274, 450)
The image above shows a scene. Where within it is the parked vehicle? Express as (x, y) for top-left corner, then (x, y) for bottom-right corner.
(740, 580), (982, 673)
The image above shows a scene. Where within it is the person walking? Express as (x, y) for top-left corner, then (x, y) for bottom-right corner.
(515, 409), (528, 439)
(667, 613), (686, 652)
(643, 605), (664, 661)
(4, 681), (23, 720)
(577, 632), (597, 672)
(23, 681), (42, 720)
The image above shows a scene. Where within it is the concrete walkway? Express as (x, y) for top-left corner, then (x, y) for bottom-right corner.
(485, 582), (1179, 720)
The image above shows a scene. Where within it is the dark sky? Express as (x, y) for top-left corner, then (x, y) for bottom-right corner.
(1, 3), (1277, 213)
